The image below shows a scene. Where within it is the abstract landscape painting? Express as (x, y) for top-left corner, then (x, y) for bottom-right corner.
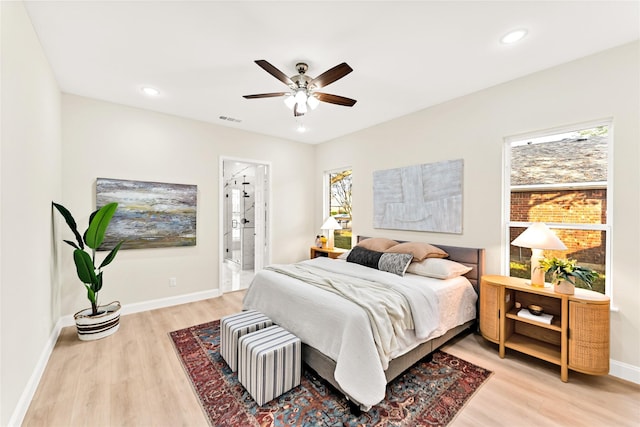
(373, 159), (463, 233)
(96, 178), (197, 250)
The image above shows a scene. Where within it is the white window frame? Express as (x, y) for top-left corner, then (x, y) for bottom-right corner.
(323, 166), (352, 218)
(323, 166), (353, 248)
(503, 119), (613, 298)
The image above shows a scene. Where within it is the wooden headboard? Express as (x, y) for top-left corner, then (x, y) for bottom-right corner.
(356, 236), (485, 292)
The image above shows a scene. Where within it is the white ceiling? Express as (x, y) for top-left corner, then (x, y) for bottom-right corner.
(24, 1), (640, 144)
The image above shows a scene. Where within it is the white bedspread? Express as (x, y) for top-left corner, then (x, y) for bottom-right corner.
(265, 262), (435, 364)
(242, 257), (476, 409)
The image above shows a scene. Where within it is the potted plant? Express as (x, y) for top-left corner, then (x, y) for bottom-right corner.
(538, 256), (598, 295)
(53, 202), (124, 340)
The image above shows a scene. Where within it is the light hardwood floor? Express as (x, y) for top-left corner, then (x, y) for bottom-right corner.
(23, 291), (639, 427)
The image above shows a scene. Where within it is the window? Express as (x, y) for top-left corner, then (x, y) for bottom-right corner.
(505, 122), (611, 294)
(324, 168), (352, 249)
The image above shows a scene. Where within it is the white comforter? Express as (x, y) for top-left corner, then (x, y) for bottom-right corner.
(242, 257), (475, 409)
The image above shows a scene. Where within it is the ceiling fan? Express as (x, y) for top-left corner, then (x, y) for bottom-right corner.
(243, 60), (357, 117)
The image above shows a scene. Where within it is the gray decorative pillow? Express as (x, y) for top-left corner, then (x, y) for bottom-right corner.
(378, 252), (413, 276)
(347, 246), (413, 276)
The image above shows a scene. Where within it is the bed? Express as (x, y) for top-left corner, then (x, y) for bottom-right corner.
(242, 236), (485, 410)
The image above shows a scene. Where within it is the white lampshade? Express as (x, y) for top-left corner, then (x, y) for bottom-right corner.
(320, 216), (342, 230)
(284, 95), (296, 109)
(307, 95), (320, 110)
(512, 222), (567, 287)
(511, 222), (567, 250)
(295, 89), (307, 104)
(320, 216), (342, 249)
(296, 100), (307, 115)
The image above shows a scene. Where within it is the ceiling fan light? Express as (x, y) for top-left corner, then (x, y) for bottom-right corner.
(284, 95), (296, 109)
(295, 89), (307, 105)
(297, 101), (307, 115)
(307, 95), (320, 110)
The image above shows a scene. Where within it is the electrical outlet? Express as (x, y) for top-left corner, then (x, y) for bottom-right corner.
(169, 277), (177, 287)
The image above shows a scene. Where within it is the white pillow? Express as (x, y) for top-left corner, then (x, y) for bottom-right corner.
(337, 250), (351, 260)
(407, 258), (472, 279)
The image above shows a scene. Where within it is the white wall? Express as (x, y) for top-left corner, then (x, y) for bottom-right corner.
(2, 6), (315, 422)
(2, 4), (637, 422)
(315, 42), (640, 376)
(61, 94), (315, 316)
(1, 2), (62, 425)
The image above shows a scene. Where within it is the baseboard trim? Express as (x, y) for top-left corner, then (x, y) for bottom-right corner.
(610, 358), (640, 385)
(8, 317), (65, 427)
(58, 289), (221, 327)
(10, 289), (220, 426)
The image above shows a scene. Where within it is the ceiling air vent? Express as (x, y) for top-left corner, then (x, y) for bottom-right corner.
(219, 115), (242, 123)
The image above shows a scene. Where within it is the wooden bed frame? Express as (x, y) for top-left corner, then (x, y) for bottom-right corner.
(302, 236), (485, 407)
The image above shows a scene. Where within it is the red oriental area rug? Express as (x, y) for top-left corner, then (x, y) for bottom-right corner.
(170, 320), (491, 427)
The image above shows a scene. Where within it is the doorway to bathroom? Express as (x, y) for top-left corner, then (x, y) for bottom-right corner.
(220, 158), (270, 293)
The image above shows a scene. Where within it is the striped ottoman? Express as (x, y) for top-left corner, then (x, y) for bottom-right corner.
(220, 310), (273, 372)
(238, 325), (302, 406)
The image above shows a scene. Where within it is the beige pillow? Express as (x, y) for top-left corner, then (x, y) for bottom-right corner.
(384, 241), (448, 261)
(356, 237), (399, 252)
(407, 258), (472, 279)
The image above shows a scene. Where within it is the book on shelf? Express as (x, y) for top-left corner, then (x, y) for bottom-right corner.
(517, 308), (553, 324)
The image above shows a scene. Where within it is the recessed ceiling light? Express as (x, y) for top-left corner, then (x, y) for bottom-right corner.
(140, 86), (161, 97)
(501, 29), (528, 44)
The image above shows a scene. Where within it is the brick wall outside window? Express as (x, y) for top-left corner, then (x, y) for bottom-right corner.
(510, 189), (606, 265)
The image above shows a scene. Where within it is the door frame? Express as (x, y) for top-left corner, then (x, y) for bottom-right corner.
(219, 156), (272, 293)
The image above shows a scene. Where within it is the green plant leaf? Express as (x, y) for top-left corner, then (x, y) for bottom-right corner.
(73, 249), (97, 284)
(99, 241), (123, 269)
(52, 202), (84, 250)
(85, 284), (96, 305)
(85, 203), (118, 250)
(63, 239), (80, 250)
(93, 272), (103, 293)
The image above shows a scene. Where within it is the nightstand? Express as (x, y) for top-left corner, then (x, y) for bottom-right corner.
(480, 275), (610, 382)
(310, 246), (348, 259)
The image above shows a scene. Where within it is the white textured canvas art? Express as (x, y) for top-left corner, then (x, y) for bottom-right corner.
(373, 159), (463, 233)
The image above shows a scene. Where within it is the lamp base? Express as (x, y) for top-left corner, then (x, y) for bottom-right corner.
(529, 249), (546, 287)
(325, 231), (335, 250)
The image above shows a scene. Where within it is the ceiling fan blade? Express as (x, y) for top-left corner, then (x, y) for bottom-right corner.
(309, 63), (353, 89)
(255, 60), (294, 86)
(314, 92), (357, 107)
(243, 92), (289, 99)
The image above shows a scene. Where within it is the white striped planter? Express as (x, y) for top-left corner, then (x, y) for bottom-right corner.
(74, 301), (121, 341)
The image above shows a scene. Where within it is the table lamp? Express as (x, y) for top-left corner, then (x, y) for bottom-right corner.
(511, 222), (567, 286)
(320, 216), (342, 249)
